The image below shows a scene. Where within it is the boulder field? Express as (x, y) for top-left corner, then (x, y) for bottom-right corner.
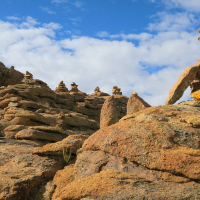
(1, 63), (200, 199)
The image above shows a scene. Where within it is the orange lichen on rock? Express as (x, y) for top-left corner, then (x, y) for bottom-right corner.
(127, 92), (151, 115)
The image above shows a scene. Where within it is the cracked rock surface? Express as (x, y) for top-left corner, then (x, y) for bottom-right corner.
(53, 100), (200, 200)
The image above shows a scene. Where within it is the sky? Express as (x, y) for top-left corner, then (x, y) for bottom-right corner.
(0, 0), (200, 106)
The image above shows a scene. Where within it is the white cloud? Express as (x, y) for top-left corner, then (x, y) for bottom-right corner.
(40, 7), (56, 14)
(148, 12), (197, 32)
(97, 31), (110, 37)
(20, 16), (40, 28)
(163, 0), (200, 12)
(97, 31), (152, 41)
(6, 16), (20, 21)
(43, 22), (63, 30)
(0, 17), (199, 106)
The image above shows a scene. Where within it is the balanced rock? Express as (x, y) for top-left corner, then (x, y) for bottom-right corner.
(100, 95), (118, 128)
(127, 92), (151, 115)
(69, 82), (79, 93)
(165, 59), (200, 105)
(55, 81), (69, 93)
(112, 86), (122, 95)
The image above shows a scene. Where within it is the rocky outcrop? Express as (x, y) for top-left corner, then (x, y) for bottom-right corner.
(53, 100), (200, 199)
(0, 64), (130, 199)
(0, 62), (24, 87)
(127, 92), (151, 115)
(100, 95), (118, 128)
(165, 59), (200, 105)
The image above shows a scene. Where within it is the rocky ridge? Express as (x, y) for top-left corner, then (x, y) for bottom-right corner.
(1, 62), (200, 199)
(0, 63), (128, 200)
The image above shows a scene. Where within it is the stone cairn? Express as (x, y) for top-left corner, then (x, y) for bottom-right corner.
(69, 82), (79, 93)
(94, 86), (100, 93)
(165, 29), (200, 104)
(21, 71), (33, 84)
(112, 86), (122, 95)
(55, 81), (69, 93)
(24, 71), (33, 79)
(90, 86), (109, 96)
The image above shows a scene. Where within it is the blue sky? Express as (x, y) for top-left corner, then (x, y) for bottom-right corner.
(0, 0), (200, 105)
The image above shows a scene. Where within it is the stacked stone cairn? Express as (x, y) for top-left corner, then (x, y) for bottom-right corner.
(112, 86), (122, 95)
(55, 81), (69, 93)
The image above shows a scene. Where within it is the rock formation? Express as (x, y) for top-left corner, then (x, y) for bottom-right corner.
(0, 62), (24, 86)
(0, 61), (129, 200)
(112, 86), (122, 95)
(53, 100), (200, 200)
(55, 81), (69, 93)
(165, 29), (200, 105)
(127, 92), (151, 115)
(100, 95), (118, 128)
(90, 86), (109, 96)
(3, 60), (200, 199)
(69, 82), (79, 93)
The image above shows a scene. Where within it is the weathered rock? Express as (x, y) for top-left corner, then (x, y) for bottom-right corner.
(0, 62), (24, 87)
(0, 154), (62, 200)
(165, 61), (200, 105)
(32, 135), (88, 156)
(33, 181), (55, 200)
(191, 90), (200, 101)
(82, 101), (200, 180)
(15, 128), (67, 142)
(52, 164), (75, 199)
(127, 92), (151, 115)
(0, 138), (62, 200)
(4, 107), (50, 126)
(190, 80), (200, 93)
(4, 125), (26, 139)
(100, 95), (118, 128)
(52, 169), (200, 200)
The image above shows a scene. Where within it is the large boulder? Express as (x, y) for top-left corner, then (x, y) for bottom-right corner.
(53, 100), (200, 199)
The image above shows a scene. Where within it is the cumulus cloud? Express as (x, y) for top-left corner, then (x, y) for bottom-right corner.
(0, 15), (199, 106)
